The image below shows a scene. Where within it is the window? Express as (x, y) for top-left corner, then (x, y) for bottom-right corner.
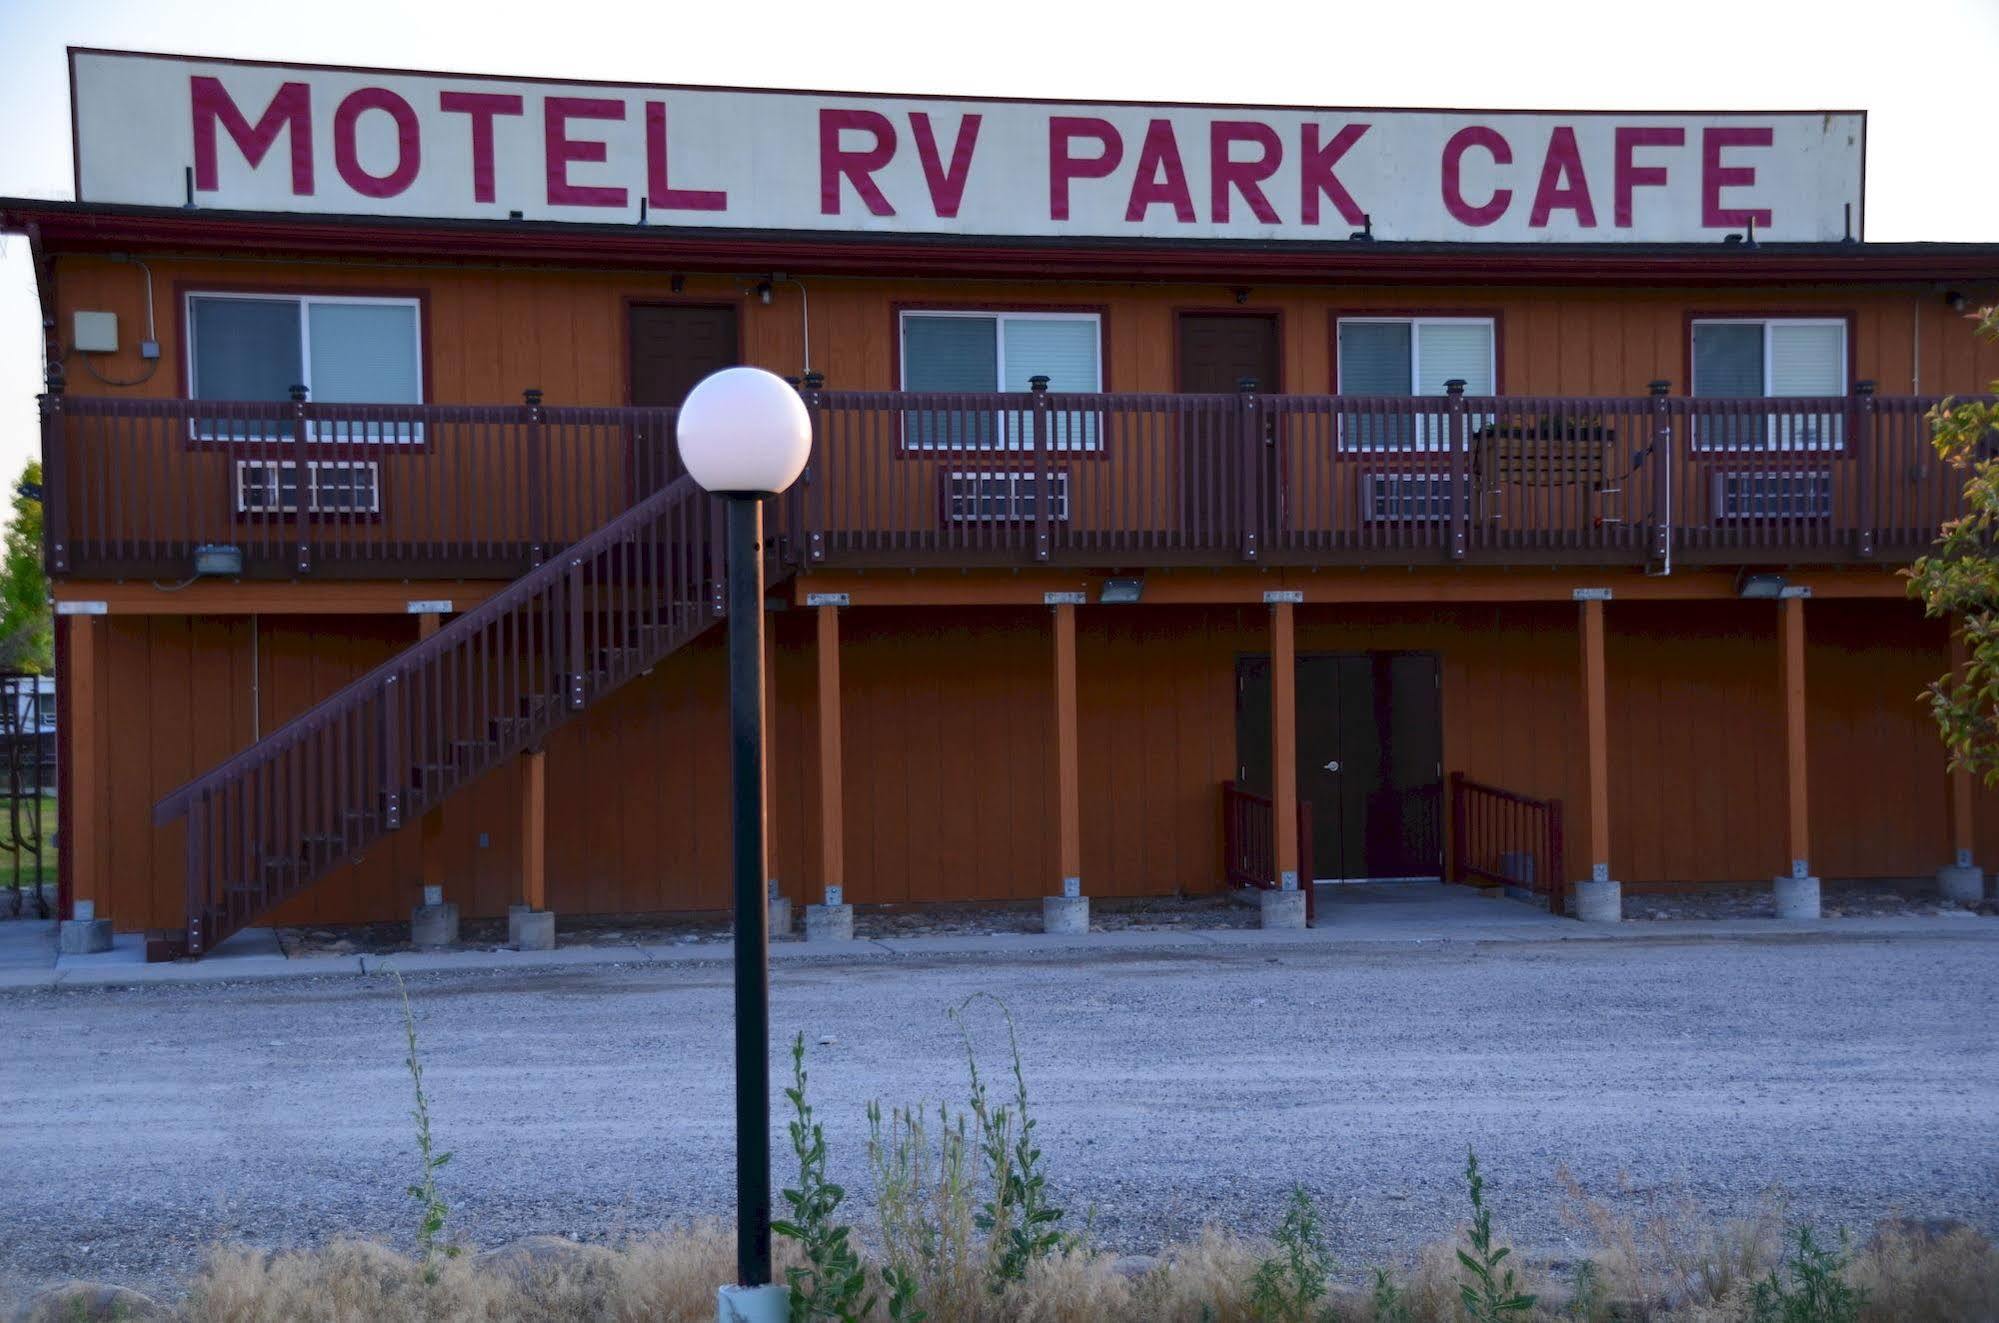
(1691, 318), (1847, 450)
(899, 310), (1102, 450)
(1337, 317), (1495, 449)
(187, 292), (423, 441)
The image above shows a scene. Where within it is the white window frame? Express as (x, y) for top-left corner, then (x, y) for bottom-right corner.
(1335, 316), (1497, 452)
(897, 309), (1104, 452)
(185, 290), (425, 444)
(1690, 317), (1848, 452)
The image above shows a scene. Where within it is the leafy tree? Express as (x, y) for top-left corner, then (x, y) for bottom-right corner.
(1909, 305), (1999, 785)
(0, 460), (50, 675)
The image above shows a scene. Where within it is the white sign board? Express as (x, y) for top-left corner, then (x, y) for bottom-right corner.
(71, 49), (1866, 244)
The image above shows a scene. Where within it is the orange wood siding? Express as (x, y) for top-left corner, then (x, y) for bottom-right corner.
(80, 596), (1994, 932)
(50, 255), (1999, 571)
(52, 255), (1999, 406)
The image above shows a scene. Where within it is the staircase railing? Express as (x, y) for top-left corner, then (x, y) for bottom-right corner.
(152, 471), (729, 955)
(1449, 772), (1566, 913)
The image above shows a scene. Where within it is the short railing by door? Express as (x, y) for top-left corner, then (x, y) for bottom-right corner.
(1449, 772), (1565, 913)
(1221, 780), (1315, 921)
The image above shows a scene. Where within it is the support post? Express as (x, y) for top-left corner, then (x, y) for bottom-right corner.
(1271, 600), (1298, 889)
(520, 748), (547, 913)
(1775, 594), (1821, 918)
(1573, 597), (1620, 922)
(64, 614), (108, 936)
(1939, 627), (1985, 900)
(812, 602), (844, 935)
(726, 496), (773, 1289)
(416, 612), (446, 910)
(1045, 600), (1088, 933)
(289, 384), (312, 575)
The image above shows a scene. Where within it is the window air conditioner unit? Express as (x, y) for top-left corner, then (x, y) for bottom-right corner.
(944, 469), (1070, 523)
(1711, 470), (1833, 521)
(235, 459), (382, 515)
(1360, 472), (1460, 523)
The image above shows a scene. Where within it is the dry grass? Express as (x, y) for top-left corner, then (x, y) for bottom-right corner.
(149, 1213), (1998, 1323)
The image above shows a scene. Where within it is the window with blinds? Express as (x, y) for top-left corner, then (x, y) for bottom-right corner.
(187, 292), (424, 442)
(900, 311), (1103, 450)
(1692, 319), (1847, 450)
(1337, 317), (1495, 449)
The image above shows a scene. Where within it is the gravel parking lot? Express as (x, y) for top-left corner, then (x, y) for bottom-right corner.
(3, 926), (1995, 1302)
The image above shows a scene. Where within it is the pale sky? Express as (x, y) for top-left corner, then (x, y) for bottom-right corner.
(1, 0), (1995, 500)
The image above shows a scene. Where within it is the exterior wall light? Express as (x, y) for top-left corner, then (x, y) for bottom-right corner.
(675, 366), (811, 1323)
(1736, 572), (1785, 599)
(192, 544), (244, 577)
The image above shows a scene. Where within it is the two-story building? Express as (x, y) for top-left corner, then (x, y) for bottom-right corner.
(8, 49), (1995, 957)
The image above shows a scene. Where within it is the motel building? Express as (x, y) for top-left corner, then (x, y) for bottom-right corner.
(9, 49), (1998, 960)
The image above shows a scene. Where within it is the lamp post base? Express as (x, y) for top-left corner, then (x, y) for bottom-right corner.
(717, 1283), (789, 1322)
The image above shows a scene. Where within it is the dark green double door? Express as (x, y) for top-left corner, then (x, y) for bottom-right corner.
(1235, 653), (1444, 881)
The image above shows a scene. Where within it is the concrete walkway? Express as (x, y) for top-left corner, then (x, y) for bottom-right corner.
(2, 884), (1989, 992)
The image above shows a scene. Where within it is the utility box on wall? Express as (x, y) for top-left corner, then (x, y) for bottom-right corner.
(72, 310), (117, 353)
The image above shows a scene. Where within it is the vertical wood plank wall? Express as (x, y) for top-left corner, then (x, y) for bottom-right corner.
(51, 257), (1999, 404)
(82, 598), (1996, 930)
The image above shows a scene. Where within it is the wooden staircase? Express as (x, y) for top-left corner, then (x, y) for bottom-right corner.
(151, 474), (748, 957)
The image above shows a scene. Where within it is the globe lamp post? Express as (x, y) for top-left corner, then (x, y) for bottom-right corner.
(677, 367), (812, 1322)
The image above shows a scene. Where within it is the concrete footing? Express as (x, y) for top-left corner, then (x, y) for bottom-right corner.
(1570, 878), (1622, 924)
(717, 1282), (790, 1322)
(1937, 863), (1987, 903)
(1774, 874), (1822, 920)
(769, 895), (792, 937)
(804, 903), (854, 943)
(510, 907), (556, 951)
(1042, 895), (1089, 934)
(1260, 888), (1307, 929)
(58, 918), (114, 955)
(411, 901), (460, 948)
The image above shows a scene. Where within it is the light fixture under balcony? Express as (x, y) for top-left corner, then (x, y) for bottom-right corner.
(193, 544), (243, 577)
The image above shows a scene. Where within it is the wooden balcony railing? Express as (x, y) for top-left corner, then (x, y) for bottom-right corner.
(39, 383), (1980, 581)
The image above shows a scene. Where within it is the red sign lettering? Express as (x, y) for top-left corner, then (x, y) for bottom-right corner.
(191, 76), (314, 195)
(1702, 126), (1773, 228)
(1614, 126), (1682, 228)
(911, 113), (981, 219)
(439, 91), (523, 204)
(1528, 126), (1596, 228)
(1300, 122), (1368, 227)
(333, 88), (420, 199)
(543, 97), (627, 207)
(1125, 119), (1194, 223)
(1210, 121), (1282, 224)
(819, 110), (897, 216)
(1048, 117), (1122, 221)
(646, 103), (725, 211)
(1440, 126), (1511, 227)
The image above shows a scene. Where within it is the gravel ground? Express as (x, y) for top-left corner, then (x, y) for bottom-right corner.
(3, 928), (1995, 1304)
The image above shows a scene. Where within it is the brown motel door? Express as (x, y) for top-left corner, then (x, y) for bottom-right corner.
(1235, 653), (1444, 881)
(1177, 313), (1280, 533)
(627, 303), (740, 492)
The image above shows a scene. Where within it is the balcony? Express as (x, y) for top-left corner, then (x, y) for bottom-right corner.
(38, 386), (1974, 581)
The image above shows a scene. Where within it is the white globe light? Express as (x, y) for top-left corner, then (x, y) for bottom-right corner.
(676, 366), (813, 495)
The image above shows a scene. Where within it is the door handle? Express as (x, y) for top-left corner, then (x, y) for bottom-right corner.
(1324, 760), (1340, 772)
